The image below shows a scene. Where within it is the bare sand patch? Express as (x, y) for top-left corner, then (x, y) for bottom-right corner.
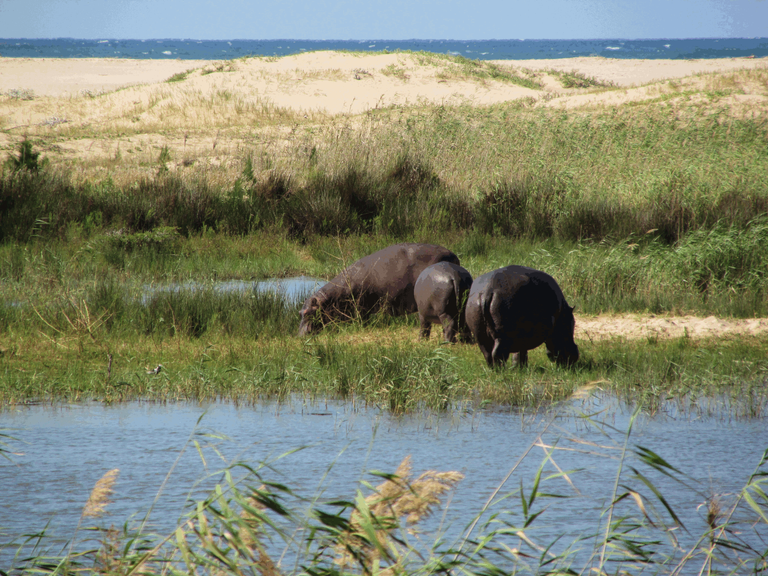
(338, 314), (768, 345)
(0, 57), (210, 97)
(502, 56), (768, 88)
(577, 314), (768, 342)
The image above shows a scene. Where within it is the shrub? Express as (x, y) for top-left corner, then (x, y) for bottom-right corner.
(5, 139), (48, 172)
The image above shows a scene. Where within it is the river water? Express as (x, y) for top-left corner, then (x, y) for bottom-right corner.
(140, 275), (323, 304)
(1, 398), (767, 573)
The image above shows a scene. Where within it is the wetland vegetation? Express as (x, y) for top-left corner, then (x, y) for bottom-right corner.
(2, 70), (768, 411)
(1, 52), (768, 576)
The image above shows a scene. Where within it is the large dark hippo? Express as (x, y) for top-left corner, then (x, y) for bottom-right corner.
(298, 243), (460, 335)
(465, 265), (579, 367)
(414, 262), (473, 343)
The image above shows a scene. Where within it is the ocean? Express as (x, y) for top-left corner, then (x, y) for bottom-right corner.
(0, 37), (767, 60)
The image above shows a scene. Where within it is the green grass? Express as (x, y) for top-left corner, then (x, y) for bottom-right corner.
(408, 51), (543, 89)
(2, 223), (768, 409)
(2, 290), (767, 415)
(4, 223), (768, 317)
(381, 63), (410, 82)
(548, 68), (615, 89)
(165, 70), (192, 83)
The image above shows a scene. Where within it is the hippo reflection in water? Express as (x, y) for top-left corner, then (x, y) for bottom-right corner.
(298, 243), (460, 335)
(414, 261), (473, 343)
(465, 265), (579, 368)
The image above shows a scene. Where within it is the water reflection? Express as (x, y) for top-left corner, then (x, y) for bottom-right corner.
(1, 399), (767, 572)
(141, 276), (323, 304)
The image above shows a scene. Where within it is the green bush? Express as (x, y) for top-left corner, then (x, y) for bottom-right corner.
(5, 139), (48, 172)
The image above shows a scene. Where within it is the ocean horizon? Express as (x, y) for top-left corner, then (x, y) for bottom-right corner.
(1, 37), (767, 60)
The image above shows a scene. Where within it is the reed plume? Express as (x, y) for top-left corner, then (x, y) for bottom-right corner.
(63, 468), (121, 567)
(83, 468), (120, 518)
(335, 455), (463, 571)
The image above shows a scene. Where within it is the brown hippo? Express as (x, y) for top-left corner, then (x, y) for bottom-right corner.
(298, 243), (460, 335)
(414, 262), (473, 343)
(465, 265), (579, 368)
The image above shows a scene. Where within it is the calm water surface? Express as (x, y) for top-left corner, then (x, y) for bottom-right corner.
(1, 398), (767, 571)
(140, 275), (324, 304)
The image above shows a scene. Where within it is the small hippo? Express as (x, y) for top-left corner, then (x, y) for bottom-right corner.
(414, 262), (473, 343)
(299, 243), (460, 335)
(465, 265), (579, 368)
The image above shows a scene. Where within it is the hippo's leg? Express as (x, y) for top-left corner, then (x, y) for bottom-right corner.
(459, 326), (473, 343)
(458, 314), (473, 343)
(491, 338), (512, 367)
(439, 313), (457, 343)
(419, 314), (432, 340)
(514, 350), (529, 367)
(477, 341), (494, 366)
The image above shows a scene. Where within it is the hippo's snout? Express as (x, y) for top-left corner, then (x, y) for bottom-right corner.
(548, 343), (579, 367)
(298, 319), (317, 336)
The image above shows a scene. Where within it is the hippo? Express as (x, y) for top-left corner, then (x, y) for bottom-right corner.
(465, 265), (579, 368)
(414, 262), (473, 343)
(298, 243), (460, 335)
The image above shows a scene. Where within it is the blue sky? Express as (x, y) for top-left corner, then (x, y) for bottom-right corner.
(1, 0), (767, 40)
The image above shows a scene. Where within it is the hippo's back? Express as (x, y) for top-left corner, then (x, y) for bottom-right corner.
(333, 243), (459, 315)
(414, 261), (473, 312)
(472, 265), (565, 330)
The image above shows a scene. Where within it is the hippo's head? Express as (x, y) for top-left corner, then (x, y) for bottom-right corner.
(547, 305), (579, 367)
(298, 295), (323, 336)
(548, 341), (580, 367)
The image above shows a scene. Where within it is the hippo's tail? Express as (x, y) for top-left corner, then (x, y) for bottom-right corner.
(479, 288), (496, 341)
(451, 274), (464, 316)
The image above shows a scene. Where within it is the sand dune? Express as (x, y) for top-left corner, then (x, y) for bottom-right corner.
(2, 52), (766, 114)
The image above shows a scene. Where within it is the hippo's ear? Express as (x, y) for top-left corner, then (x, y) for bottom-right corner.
(570, 305), (576, 313)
